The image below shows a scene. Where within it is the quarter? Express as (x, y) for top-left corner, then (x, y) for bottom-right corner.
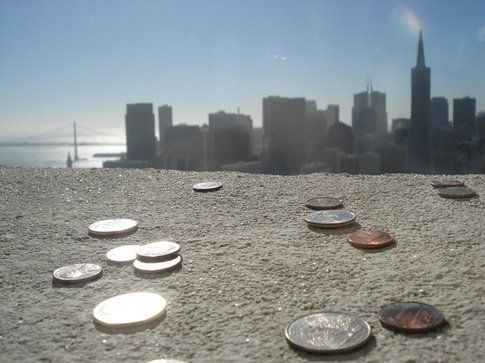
(106, 245), (140, 264)
(305, 210), (356, 228)
(136, 241), (181, 262)
(306, 197), (343, 210)
(347, 230), (394, 249)
(378, 301), (445, 333)
(88, 219), (138, 236)
(285, 312), (372, 353)
(133, 255), (182, 273)
(53, 263), (103, 284)
(431, 179), (464, 188)
(438, 186), (476, 199)
(93, 292), (167, 328)
(193, 181), (223, 192)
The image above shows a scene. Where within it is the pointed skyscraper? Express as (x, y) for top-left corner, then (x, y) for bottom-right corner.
(408, 30), (431, 173)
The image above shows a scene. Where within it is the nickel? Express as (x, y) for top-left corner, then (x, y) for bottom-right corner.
(285, 312), (372, 353)
(53, 263), (103, 284)
(347, 230), (394, 249)
(193, 181), (222, 192)
(378, 301), (445, 333)
(438, 186), (476, 199)
(305, 210), (356, 228)
(133, 255), (182, 273)
(93, 292), (167, 328)
(136, 241), (181, 262)
(88, 219), (138, 236)
(106, 245), (140, 264)
(431, 179), (464, 188)
(306, 197), (343, 210)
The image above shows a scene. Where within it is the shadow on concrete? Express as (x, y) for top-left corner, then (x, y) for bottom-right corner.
(350, 241), (397, 254)
(292, 334), (376, 361)
(383, 320), (451, 338)
(51, 275), (103, 288)
(93, 311), (166, 335)
(307, 223), (361, 236)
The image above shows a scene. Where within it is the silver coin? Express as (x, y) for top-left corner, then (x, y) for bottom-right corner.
(136, 241), (181, 262)
(285, 312), (372, 353)
(93, 292), (167, 328)
(53, 263), (103, 284)
(106, 245), (140, 264)
(133, 255), (182, 273)
(88, 219), (138, 236)
(305, 210), (356, 228)
(193, 181), (223, 192)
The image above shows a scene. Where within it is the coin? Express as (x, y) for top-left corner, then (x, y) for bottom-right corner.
(146, 360), (186, 363)
(193, 181), (223, 192)
(53, 263), (103, 284)
(133, 255), (182, 273)
(305, 210), (356, 228)
(136, 241), (181, 262)
(378, 302), (445, 333)
(285, 312), (372, 353)
(431, 179), (464, 188)
(93, 292), (167, 328)
(88, 219), (138, 236)
(347, 230), (394, 249)
(106, 245), (140, 264)
(438, 186), (476, 199)
(306, 197), (343, 210)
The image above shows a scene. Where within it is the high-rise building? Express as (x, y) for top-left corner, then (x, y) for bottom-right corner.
(352, 83), (388, 136)
(453, 97), (476, 143)
(430, 97), (449, 130)
(408, 30), (431, 173)
(477, 112), (485, 138)
(262, 96), (306, 174)
(158, 105), (172, 147)
(125, 103), (156, 161)
(326, 121), (354, 154)
(305, 100), (327, 163)
(324, 105), (339, 132)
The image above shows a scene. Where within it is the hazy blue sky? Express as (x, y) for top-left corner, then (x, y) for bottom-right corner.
(0, 0), (484, 140)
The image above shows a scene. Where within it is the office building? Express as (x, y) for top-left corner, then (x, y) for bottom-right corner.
(352, 83), (388, 136)
(125, 103), (156, 161)
(477, 112), (485, 138)
(158, 105), (173, 147)
(453, 97), (476, 143)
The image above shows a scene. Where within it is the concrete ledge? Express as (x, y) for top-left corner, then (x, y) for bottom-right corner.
(0, 168), (484, 362)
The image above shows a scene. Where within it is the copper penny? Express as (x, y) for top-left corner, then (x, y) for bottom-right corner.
(306, 197), (343, 210)
(305, 210), (356, 228)
(193, 181), (222, 192)
(53, 263), (103, 284)
(431, 179), (464, 188)
(378, 302), (445, 333)
(136, 241), (181, 262)
(438, 186), (476, 199)
(347, 230), (394, 249)
(285, 312), (372, 353)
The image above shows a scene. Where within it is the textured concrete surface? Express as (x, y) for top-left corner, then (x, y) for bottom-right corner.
(0, 167), (484, 363)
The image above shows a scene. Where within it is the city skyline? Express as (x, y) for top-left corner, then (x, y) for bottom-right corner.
(0, 0), (484, 140)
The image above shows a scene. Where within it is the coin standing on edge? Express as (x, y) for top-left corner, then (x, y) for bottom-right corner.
(193, 181), (223, 192)
(306, 197), (343, 210)
(347, 230), (394, 249)
(88, 219), (138, 236)
(285, 312), (372, 354)
(431, 179), (464, 188)
(106, 245), (140, 264)
(53, 263), (103, 284)
(438, 186), (477, 199)
(93, 292), (167, 328)
(305, 210), (356, 228)
(378, 301), (445, 333)
(136, 241), (181, 262)
(133, 255), (182, 273)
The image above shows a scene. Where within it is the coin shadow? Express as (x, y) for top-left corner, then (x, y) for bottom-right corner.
(51, 277), (102, 288)
(292, 334), (376, 362)
(133, 264), (183, 279)
(89, 229), (138, 240)
(93, 311), (166, 335)
(307, 223), (362, 236)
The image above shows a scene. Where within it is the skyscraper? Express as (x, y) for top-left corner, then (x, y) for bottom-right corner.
(408, 30), (431, 173)
(453, 97), (476, 143)
(352, 83), (388, 136)
(158, 105), (172, 147)
(125, 103), (156, 161)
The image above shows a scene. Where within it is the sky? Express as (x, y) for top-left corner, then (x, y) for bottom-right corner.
(0, 0), (484, 140)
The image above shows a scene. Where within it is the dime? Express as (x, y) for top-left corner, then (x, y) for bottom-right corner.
(133, 255), (182, 273)
(106, 245), (140, 264)
(306, 197), (343, 210)
(438, 186), (476, 199)
(88, 219), (138, 236)
(136, 241), (181, 262)
(193, 181), (223, 192)
(305, 210), (356, 228)
(53, 263), (103, 284)
(378, 302), (445, 333)
(93, 292), (167, 328)
(285, 312), (372, 353)
(347, 230), (394, 249)
(431, 179), (464, 188)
